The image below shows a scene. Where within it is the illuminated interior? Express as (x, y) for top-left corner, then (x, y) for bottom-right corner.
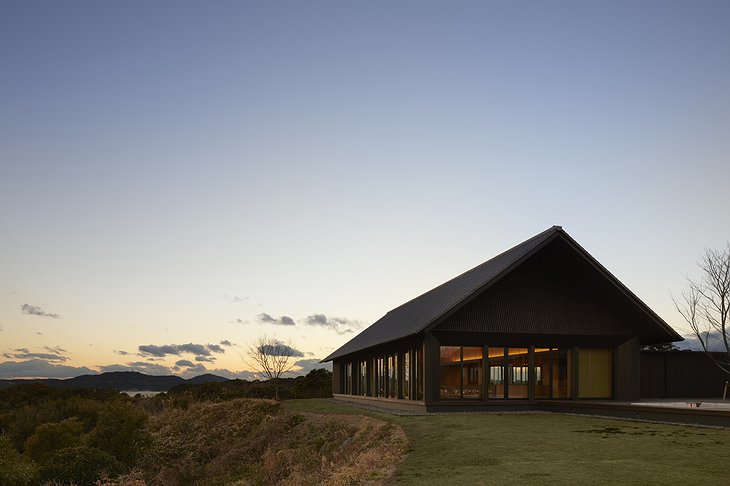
(439, 346), (483, 399)
(507, 348), (529, 398)
(444, 346), (584, 400)
(341, 345), (608, 401)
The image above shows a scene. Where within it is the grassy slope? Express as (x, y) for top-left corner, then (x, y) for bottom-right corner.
(140, 398), (407, 486)
(285, 400), (730, 485)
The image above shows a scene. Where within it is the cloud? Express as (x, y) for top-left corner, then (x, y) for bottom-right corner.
(293, 358), (332, 374)
(115, 350), (131, 356)
(3, 346), (69, 362)
(2, 352), (68, 362)
(44, 346), (67, 354)
(21, 304), (61, 319)
(257, 313), (295, 326)
(220, 340), (233, 347)
(175, 359), (195, 367)
(303, 314), (363, 334)
(195, 356), (215, 363)
(206, 344), (224, 354)
(233, 318), (248, 325)
(258, 341), (305, 358)
(0, 359), (95, 379)
(98, 362), (172, 375)
(137, 343), (227, 358)
(177, 363), (208, 376)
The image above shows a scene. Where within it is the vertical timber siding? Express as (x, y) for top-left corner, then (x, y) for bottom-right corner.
(614, 337), (640, 400)
(640, 351), (728, 398)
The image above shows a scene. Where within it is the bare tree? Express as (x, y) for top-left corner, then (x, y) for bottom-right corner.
(244, 336), (300, 400)
(673, 244), (730, 376)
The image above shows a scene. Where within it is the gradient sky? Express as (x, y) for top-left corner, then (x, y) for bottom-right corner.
(1, 1), (728, 379)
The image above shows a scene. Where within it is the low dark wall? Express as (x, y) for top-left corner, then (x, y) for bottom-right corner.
(641, 351), (728, 398)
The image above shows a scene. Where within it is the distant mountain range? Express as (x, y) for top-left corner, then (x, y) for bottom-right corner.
(0, 371), (230, 391)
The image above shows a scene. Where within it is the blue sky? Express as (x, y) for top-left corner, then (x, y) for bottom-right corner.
(1, 1), (728, 379)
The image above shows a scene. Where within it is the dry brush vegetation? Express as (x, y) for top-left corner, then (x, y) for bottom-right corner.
(0, 383), (407, 486)
(124, 398), (407, 486)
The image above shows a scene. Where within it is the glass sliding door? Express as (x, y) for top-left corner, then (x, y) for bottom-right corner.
(507, 348), (529, 398)
(376, 357), (385, 397)
(416, 347), (424, 400)
(345, 362), (353, 394)
(359, 360), (368, 396)
(388, 354), (398, 398)
(462, 347), (483, 399)
(552, 348), (573, 398)
(440, 346), (461, 399)
(403, 351), (410, 399)
(534, 348), (551, 399)
(439, 346), (484, 399)
(488, 347), (505, 399)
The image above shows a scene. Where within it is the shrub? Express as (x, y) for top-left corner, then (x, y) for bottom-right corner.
(0, 386), (119, 451)
(0, 436), (39, 486)
(24, 416), (85, 463)
(40, 445), (123, 486)
(86, 402), (151, 466)
(291, 368), (332, 398)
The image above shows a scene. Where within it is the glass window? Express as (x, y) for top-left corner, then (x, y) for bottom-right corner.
(462, 347), (483, 399)
(403, 351), (410, 399)
(359, 360), (368, 396)
(488, 347), (505, 399)
(345, 362), (353, 394)
(376, 357), (385, 397)
(370, 358), (376, 396)
(578, 348), (612, 398)
(416, 347), (424, 400)
(553, 348), (573, 398)
(440, 346), (461, 399)
(534, 348), (551, 399)
(388, 354), (398, 398)
(507, 348), (529, 399)
(440, 346), (484, 399)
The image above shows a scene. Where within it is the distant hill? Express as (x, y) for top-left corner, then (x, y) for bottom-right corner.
(0, 371), (230, 391)
(184, 373), (231, 385)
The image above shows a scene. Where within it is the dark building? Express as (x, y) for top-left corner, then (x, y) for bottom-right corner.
(323, 226), (683, 411)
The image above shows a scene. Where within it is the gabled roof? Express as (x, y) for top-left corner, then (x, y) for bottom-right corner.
(323, 226), (681, 362)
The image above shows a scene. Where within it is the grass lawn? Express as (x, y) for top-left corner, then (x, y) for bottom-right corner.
(285, 399), (730, 485)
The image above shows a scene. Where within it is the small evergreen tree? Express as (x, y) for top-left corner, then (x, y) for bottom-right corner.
(24, 416), (84, 463)
(41, 446), (123, 486)
(86, 401), (151, 466)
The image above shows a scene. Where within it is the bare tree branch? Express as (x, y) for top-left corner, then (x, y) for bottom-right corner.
(243, 335), (299, 400)
(672, 243), (730, 376)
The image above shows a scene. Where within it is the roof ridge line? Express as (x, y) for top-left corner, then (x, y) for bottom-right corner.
(385, 226), (562, 314)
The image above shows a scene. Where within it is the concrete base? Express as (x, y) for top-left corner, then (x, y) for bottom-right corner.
(332, 394), (426, 413)
(541, 400), (730, 427)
